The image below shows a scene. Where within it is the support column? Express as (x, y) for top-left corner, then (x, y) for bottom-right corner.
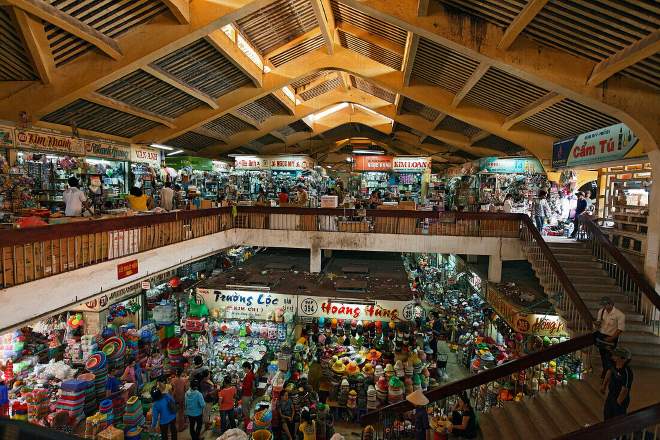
(644, 150), (660, 286)
(310, 245), (322, 273)
(323, 249), (333, 258)
(488, 254), (502, 283)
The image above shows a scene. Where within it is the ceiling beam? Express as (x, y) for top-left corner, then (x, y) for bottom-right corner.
(5, 0), (122, 60)
(394, 93), (403, 115)
(587, 30), (660, 87)
(161, 0), (190, 25)
(192, 126), (227, 143)
(337, 22), (404, 55)
(497, 0), (548, 50)
(432, 112), (446, 129)
(272, 89), (296, 115)
(264, 28), (323, 63)
(310, 0), (335, 55)
(10, 7), (54, 85)
(142, 65), (219, 110)
(86, 92), (176, 128)
(206, 30), (263, 87)
(417, 0), (429, 17)
(229, 111), (260, 128)
(401, 32), (419, 87)
(340, 71), (351, 91)
(469, 130), (490, 145)
(502, 91), (563, 130)
(452, 61), (489, 107)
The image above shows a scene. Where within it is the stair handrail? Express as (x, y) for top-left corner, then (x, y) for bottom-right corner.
(519, 215), (595, 331)
(361, 333), (595, 423)
(554, 402), (660, 440)
(580, 216), (660, 308)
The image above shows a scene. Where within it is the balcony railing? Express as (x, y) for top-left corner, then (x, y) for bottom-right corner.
(556, 402), (660, 440)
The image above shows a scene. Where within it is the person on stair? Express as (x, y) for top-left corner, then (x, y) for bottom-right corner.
(594, 296), (626, 378)
(448, 392), (477, 439)
(570, 191), (588, 239)
(601, 347), (633, 420)
(532, 190), (551, 233)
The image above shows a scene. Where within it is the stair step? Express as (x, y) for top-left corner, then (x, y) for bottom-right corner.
(584, 297), (634, 309)
(586, 306), (643, 321)
(572, 282), (622, 291)
(557, 260), (601, 269)
(547, 242), (589, 249)
(629, 353), (660, 368)
(502, 401), (545, 439)
(552, 253), (599, 261)
(477, 412), (501, 440)
(619, 330), (660, 344)
(554, 384), (601, 426)
(563, 267), (608, 276)
(488, 406), (522, 440)
(525, 395), (562, 439)
(569, 379), (604, 422)
(536, 389), (582, 434)
(619, 340), (660, 356)
(569, 275), (617, 284)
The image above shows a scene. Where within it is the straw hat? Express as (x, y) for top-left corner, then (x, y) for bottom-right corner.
(366, 349), (382, 360)
(406, 389), (429, 406)
(345, 361), (360, 376)
(331, 360), (346, 374)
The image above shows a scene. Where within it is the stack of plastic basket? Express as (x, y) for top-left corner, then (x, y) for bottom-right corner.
(167, 338), (184, 371)
(122, 396), (145, 431)
(78, 373), (98, 415)
(85, 352), (109, 402)
(102, 336), (127, 373)
(99, 399), (114, 426)
(26, 388), (49, 423)
(57, 379), (89, 422)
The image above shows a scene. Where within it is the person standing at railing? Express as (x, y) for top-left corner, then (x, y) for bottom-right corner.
(594, 296), (626, 378)
(570, 192), (588, 239)
(601, 347), (633, 420)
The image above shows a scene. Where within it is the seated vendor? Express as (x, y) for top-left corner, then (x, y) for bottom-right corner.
(106, 368), (122, 397)
(449, 392), (477, 439)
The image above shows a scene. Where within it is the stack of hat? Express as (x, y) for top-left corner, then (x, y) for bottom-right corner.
(387, 377), (404, 403)
(167, 338), (184, 371)
(26, 388), (49, 423)
(394, 360), (405, 378)
(345, 361), (359, 376)
(346, 390), (357, 409)
(413, 374), (422, 392)
(111, 395), (125, 419)
(362, 363), (374, 381)
(404, 377), (414, 395)
(85, 352), (108, 401)
(405, 361), (414, 378)
(412, 356), (423, 375)
(57, 379), (89, 422)
(384, 364), (395, 379)
(374, 365), (384, 382)
(122, 396), (145, 430)
(99, 399), (114, 426)
(375, 376), (388, 404)
(338, 378), (350, 407)
(366, 385), (378, 409)
(125, 426), (143, 440)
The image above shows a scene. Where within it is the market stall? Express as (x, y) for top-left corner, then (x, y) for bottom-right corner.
(164, 156), (231, 207)
(129, 145), (163, 199)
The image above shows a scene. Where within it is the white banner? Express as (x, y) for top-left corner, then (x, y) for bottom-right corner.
(392, 157), (431, 172)
(197, 289), (296, 320)
(130, 145), (162, 167)
(234, 155), (315, 171)
(14, 128), (85, 155)
(297, 296), (416, 321)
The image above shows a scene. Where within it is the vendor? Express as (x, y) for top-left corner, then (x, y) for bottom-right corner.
(278, 187), (289, 205)
(241, 361), (256, 428)
(256, 188), (268, 204)
(127, 186), (153, 211)
(105, 368), (122, 396)
(63, 176), (89, 217)
(406, 389), (430, 440)
(296, 185), (309, 207)
(368, 190), (381, 208)
(448, 392), (477, 438)
(159, 181), (175, 211)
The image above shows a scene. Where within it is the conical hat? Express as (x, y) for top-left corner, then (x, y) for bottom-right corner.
(406, 389), (429, 406)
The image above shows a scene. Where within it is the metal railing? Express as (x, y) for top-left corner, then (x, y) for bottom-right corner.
(362, 334), (594, 427)
(556, 402), (660, 440)
(580, 216), (660, 336)
(520, 216), (595, 335)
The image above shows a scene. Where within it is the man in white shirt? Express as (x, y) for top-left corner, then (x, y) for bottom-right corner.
(63, 177), (88, 217)
(158, 181), (175, 211)
(595, 296), (626, 378)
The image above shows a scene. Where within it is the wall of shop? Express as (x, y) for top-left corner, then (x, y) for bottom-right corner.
(0, 227), (525, 332)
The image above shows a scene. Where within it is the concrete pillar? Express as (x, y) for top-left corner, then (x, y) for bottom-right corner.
(644, 150), (660, 286)
(323, 249), (333, 258)
(310, 245), (322, 273)
(466, 254), (478, 263)
(488, 254), (502, 283)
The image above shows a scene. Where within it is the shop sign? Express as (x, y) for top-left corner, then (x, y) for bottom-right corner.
(83, 139), (130, 161)
(392, 157), (432, 172)
(130, 145), (162, 167)
(479, 157), (544, 174)
(166, 155), (213, 171)
(514, 313), (569, 337)
(14, 128), (85, 155)
(552, 123), (644, 169)
(197, 289), (296, 320)
(297, 297), (416, 321)
(212, 160), (230, 172)
(234, 155), (314, 171)
(117, 259), (139, 280)
(353, 155), (393, 171)
(0, 125), (14, 148)
(141, 281), (151, 290)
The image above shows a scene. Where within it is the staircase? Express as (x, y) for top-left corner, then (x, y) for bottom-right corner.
(479, 376), (604, 439)
(537, 240), (660, 368)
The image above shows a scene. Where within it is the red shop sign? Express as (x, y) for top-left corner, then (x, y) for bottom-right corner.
(117, 259), (139, 280)
(354, 155), (393, 171)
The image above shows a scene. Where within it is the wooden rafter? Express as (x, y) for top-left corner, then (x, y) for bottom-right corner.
(469, 130), (490, 145)
(587, 30), (660, 87)
(270, 131), (287, 142)
(85, 92), (175, 128)
(5, 0), (122, 60)
(402, 32), (419, 87)
(497, 0), (548, 50)
(417, 0), (429, 17)
(431, 112), (447, 129)
(264, 28), (322, 62)
(142, 65), (219, 110)
(206, 30), (263, 87)
(10, 7), (54, 84)
(272, 89), (296, 115)
(394, 93), (403, 115)
(452, 61), (489, 107)
(337, 22), (404, 55)
(340, 71), (351, 91)
(310, 0), (335, 55)
(502, 91), (563, 130)
(193, 126), (227, 142)
(161, 0), (190, 25)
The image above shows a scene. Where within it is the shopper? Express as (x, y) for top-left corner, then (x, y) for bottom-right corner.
(502, 194), (513, 213)
(199, 370), (216, 431)
(63, 176), (88, 217)
(170, 368), (188, 432)
(256, 188), (267, 204)
(448, 392), (477, 438)
(532, 190), (551, 233)
(241, 361), (256, 428)
(185, 381), (205, 440)
(174, 184), (183, 209)
(278, 390), (295, 440)
(127, 186), (153, 212)
(430, 312), (443, 360)
(601, 347), (633, 420)
(296, 185), (309, 207)
(278, 187), (289, 205)
(159, 181), (175, 211)
(191, 355), (208, 380)
(299, 409), (316, 440)
(218, 377), (237, 433)
(368, 190), (381, 209)
(570, 191), (588, 238)
(151, 388), (178, 440)
(406, 389), (429, 440)
(594, 296), (626, 378)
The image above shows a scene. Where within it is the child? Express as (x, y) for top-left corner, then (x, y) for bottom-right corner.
(299, 410), (316, 440)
